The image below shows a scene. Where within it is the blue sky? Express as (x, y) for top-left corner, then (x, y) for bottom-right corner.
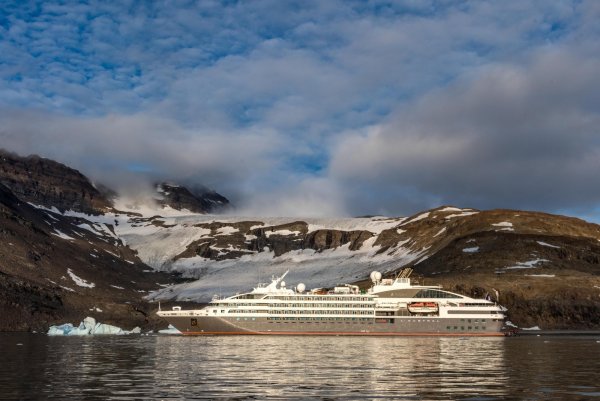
(1, 1), (600, 218)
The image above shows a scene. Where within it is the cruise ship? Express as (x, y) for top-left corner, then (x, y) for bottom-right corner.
(157, 269), (508, 336)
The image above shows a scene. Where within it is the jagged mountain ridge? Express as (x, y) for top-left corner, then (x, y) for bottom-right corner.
(0, 149), (230, 214)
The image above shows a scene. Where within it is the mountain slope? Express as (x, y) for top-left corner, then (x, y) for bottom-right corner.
(0, 183), (177, 331)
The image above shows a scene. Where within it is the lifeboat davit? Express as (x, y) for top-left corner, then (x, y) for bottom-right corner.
(408, 302), (438, 314)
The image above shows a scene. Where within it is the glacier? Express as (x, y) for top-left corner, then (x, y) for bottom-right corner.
(34, 202), (481, 303)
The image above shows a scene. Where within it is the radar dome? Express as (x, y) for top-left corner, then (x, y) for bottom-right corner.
(370, 271), (382, 282)
(280, 281), (286, 288)
(296, 283), (306, 293)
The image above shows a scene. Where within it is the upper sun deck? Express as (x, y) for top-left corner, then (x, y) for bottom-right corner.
(368, 276), (444, 293)
(214, 269), (477, 304)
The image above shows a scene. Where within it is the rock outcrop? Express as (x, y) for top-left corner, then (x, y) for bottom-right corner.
(155, 182), (229, 214)
(0, 149), (112, 214)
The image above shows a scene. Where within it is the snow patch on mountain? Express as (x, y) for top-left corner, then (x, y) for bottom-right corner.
(434, 227), (446, 237)
(67, 268), (95, 288)
(445, 211), (479, 219)
(52, 230), (74, 240)
(537, 241), (560, 249)
(402, 212), (430, 225)
(463, 247), (480, 253)
(504, 258), (549, 270)
(215, 226), (239, 236)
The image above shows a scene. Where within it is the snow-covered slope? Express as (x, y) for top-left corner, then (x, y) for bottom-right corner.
(114, 212), (415, 301)
(30, 201), (600, 304)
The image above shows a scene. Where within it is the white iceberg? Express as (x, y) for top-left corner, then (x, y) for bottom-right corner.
(47, 317), (141, 336)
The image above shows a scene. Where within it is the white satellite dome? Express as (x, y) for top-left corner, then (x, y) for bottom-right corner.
(280, 280), (286, 288)
(370, 271), (382, 282)
(296, 283), (306, 293)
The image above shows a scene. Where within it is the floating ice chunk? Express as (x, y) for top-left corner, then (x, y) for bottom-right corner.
(522, 326), (541, 331)
(47, 316), (140, 336)
(92, 322), (124, 335)
(47, 323), (76, 336)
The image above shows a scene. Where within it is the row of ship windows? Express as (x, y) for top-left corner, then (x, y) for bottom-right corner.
(447, 326), (486, 330)
(223, 310), (374, 315)
(214, 310), (495, 321)
(218, 302), (373, 307)
(266, 317), (373, 321)
(277, 303), (373, 308)
(269, 296), (374, 302)
(232, 317), (446, 323)
(271, 310), (372, 315)
(231, 317), (371, 322)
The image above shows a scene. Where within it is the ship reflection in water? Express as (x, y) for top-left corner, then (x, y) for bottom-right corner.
(153, 336), (508, 399)
(2, 334), (599, 400)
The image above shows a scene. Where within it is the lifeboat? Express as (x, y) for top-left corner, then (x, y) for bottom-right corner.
(408, 301), (439, 314)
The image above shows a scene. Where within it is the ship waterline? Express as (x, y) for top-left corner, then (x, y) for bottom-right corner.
(161, 315), (505, 336)
(157, 269), (507, 336)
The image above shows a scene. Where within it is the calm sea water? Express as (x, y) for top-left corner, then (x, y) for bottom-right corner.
(1, 333), (599, 400)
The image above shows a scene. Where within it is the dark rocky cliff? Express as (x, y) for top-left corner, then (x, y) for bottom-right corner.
(0, 150), (111, 214)
(155, 182), (229, 214)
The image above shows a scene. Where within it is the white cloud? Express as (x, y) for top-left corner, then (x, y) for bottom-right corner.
(1, 1), (600, 218)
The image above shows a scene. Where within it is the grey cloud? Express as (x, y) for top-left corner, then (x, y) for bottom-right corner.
(0, 110), (280, 202)
(329, 46), (600, 215)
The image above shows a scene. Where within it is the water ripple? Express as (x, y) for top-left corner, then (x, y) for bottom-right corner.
(1, 334), (599, 400)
